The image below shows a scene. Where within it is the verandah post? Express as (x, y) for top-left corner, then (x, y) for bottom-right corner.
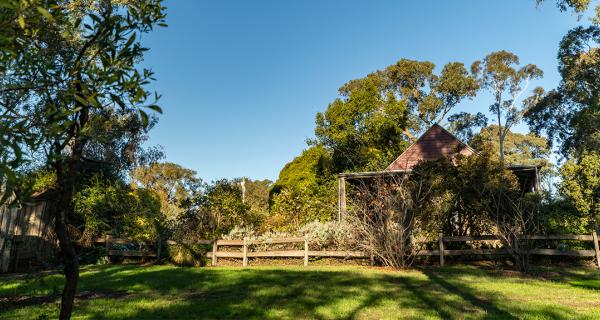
(338, 176), (346, 221)
(438, 233), (444, 267)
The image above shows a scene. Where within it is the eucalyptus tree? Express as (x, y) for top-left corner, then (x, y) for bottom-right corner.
(447, 112), (488, 143)
(0, 1), (166, 318)
(315, 58), (479, 172)
(525, 26), (600, 158)
(535, 0), (592, 13)
(471, 51), (543, 165)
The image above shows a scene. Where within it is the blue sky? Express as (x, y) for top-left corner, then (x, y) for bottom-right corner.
(141, 0), (589, 182)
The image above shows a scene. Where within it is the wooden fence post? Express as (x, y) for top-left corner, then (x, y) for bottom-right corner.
(212, 240), (218, 266)
(438, 233), (444, 267)
(592, 230), (600, 269)
(304, 237), (309, 267)
(243, 238), (248, 267)
(156, 235), (162, 261)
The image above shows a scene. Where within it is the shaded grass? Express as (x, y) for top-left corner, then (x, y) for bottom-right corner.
(1, 264), (599, 319)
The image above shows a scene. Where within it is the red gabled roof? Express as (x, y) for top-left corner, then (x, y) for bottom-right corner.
(386, 124), (475, 171)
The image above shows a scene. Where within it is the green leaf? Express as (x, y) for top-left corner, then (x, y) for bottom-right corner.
(17, 16), (26, 29)
(74, 94), (88, 106)
(125, 33), (137, 48)
(146, 105), (162, 114)
(36, 7), (53, 22)
(139, 109), (149, 127)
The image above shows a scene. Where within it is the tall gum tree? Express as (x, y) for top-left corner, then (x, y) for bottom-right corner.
(471, 51), (543, 166)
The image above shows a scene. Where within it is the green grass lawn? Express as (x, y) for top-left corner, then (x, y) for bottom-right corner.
(1, 264), (599, 319)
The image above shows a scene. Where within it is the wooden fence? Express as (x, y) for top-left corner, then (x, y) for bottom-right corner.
(421, 231), (600, 268)
(94, 236), (159, 258)
(94, 231), (600, 269)
(207, 237), (367, 267)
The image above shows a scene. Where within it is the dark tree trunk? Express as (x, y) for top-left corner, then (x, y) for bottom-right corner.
(53, 201), (79, 320)
(51, 145), (85, 320)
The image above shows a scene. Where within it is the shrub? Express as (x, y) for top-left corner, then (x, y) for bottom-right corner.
(299, 220), (356, 250)
(223, 222), (356, 251)
(167, 243), (209, 267)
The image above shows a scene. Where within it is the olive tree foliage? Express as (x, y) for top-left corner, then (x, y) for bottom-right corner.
(314, 59), (478, 172)
(0, 0), (52, 202)
(471, 51), (544, 166)
(0, 1), (166, 319)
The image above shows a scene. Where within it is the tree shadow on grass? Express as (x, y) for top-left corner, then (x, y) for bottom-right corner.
(78, 267), (572, 319)
(422, 269), (517, 319)
(529, 266), (600, 291)
(3, 265), (600, 319)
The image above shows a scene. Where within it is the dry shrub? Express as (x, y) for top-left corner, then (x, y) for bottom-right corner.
(348, 174), (434, 269)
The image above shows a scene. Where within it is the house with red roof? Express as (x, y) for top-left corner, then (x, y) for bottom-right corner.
(336, 124), (541, 219)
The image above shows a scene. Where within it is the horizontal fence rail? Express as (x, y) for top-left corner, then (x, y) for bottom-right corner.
(92, 236), (158, 258)
(89, 231), (600, 269)
(434, 231), (600, 268)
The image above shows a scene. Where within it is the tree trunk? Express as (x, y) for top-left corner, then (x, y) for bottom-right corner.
(53, 201), (79, 320)
(51, 149), (85, 319)
(497, 106), (505, 166)
(499, 135), (505, 166)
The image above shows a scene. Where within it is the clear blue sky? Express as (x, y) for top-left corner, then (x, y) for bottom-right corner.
(141, 0), (589, 182)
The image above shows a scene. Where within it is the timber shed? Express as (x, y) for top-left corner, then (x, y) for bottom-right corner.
(0, 195), (56, 273)
(337, 124), (542, 219)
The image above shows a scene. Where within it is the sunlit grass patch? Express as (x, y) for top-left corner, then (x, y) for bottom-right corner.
(1, 264), (599, 319)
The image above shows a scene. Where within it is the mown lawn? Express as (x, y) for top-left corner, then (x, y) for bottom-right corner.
(1, 264), (599, 319)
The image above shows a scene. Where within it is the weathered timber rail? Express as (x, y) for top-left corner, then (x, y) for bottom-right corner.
(431, 231), (600, 267)
(91, 231), (600, 268)
(208, 232), (600, 268)
(94, 236), (158, 258)
(208, 237), (365, 267)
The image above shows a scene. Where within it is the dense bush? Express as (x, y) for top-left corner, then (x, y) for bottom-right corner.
(298, 220), (356, 250)
(266, 185), (337, 232)
(222, 221), (356, 251)
(560, 151), (600, 229)
(167, 243), (209, 267)
(73, 176), (162, 245)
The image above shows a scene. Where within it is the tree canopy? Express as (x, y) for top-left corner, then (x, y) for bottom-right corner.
(314, 58), (478, 172)
(525, 26), (600, 158)
(471, 50), (543, 165)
